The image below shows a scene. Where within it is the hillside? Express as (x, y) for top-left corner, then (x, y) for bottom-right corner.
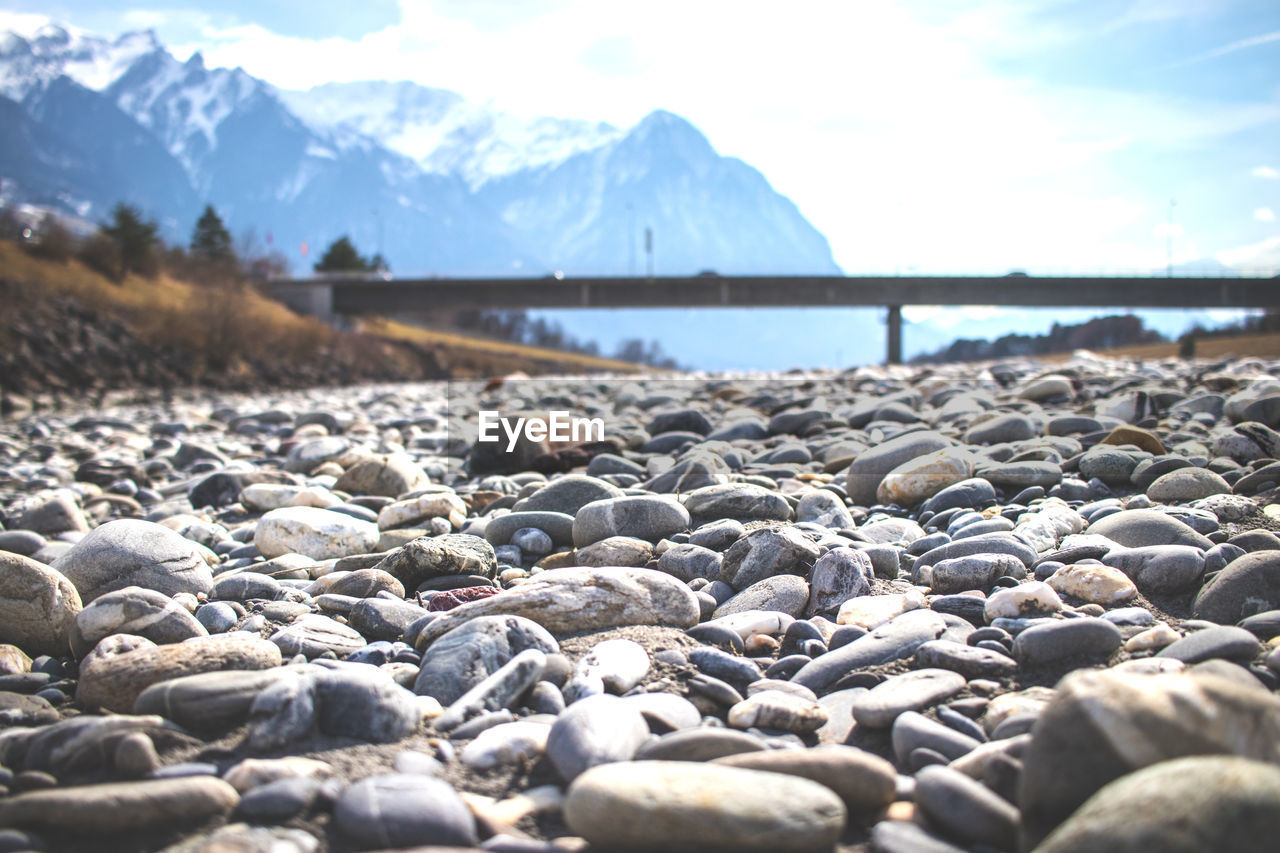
(0, 242), (639, 413)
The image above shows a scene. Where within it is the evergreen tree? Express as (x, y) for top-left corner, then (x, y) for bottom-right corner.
(101, 203), (159, 278)
(190, 204), (235, 270)
(314, 236), (375, 273)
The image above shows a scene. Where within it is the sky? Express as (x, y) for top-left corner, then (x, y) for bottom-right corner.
(2, 0), (1278, 367)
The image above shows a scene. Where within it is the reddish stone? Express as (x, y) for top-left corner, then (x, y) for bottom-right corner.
(427, 585), (502, 611)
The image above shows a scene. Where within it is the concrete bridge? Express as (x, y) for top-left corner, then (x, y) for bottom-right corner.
(267, 274), (1279, 365)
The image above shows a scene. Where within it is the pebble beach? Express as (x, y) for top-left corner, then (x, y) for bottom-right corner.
(3, 353), (1280, 852)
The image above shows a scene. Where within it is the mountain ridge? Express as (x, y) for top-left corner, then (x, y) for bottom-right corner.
(0, 19), (841, 278)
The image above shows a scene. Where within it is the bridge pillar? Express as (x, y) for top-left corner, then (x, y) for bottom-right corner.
(268, 282), (334, 325)
(886, 304), (902, 365)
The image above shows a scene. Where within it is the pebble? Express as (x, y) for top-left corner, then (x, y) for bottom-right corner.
(1012, 617), (1123, 666)
(0, 551), (82, 657)
(52, 518), (214, 603)
(563, 761), (846, 851)
(850, 668), (967, 727)
(333, 773), (478, 849)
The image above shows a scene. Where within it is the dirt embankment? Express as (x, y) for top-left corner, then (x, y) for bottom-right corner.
(0, 243), (639, 413)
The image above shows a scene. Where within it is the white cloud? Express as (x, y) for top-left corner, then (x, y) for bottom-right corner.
(1167, 29), (1280, 68)
(0, 12), (71, 35)
(1255, 166), (1280, 179)
(1216, 235), (1280, 274)
(1257, 208), (1277, 223)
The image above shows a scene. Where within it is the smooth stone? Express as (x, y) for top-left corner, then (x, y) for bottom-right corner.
(327, 569), (404, 599)
(983, 581), (1063, 621)
(459, 720), (552, 769)
(572, 496), (691, 546)
(15, 490), (89, 536)
(620, 692), (702, 733)
(1157, 626), (1262, 664)
(546, 694), (650, 782)
(655, 542), (722, 581)
(1147, 467), (1231, 502)
(134, 669), (293, 732)
(1087, 509), (1213, 549)
(837, 591), (926, 630)
(635, 727), (767, 761)
(1045, 564), (1138, 605)
(684, 483), (792, 522)
(253, 507), (379, 560)
(333, 453), (430, 498)
(213, 573), (281, 601)
(713, 744), (897, 814)
(247, 667), (421, 749)
(1102, 545), (1207, 595)
(333, 773), (477, 849)
(793, 609), (949, 693)
(348, 598), (431, 642)
(877, 448), (974, 507)
(235, 776), (322, 823)
(563, 639), (650, 703)
(1035, 755), (1280, 853)
(484, 512), (576, 548)
(415, 567), (699, 647)
(846, 431), (953, 506)
(978, 460), (1063, 490)
(377, 492), (467, 530)
(564, 761), (845, 851)
(921, 553), (1027, 594)
(920, 478), (998, 515)
(269, 614), (366, 658)
(413, 615), (559, 704)
(869, 820), (971, 853)
(713, 574), (811, 618)
(727, 689), (828, 734)
(914, 639), (1018, 679)
(1012, 617), (1123, 666)
(1017, 668), (1280, 850)
(689, 518), (747, 551)
(913, 534), (1038, 573)
(794, 490), (855, 529)
(0, 777), (239, 833)
(0, 551), (82, 656)
(70, 585), (207, 658)
(850, 669), (967, 727)
(1194, 550), (1280, 624)
(374, 533), (498, 590)
(914, 764), (1019, 851)
(78, 634), (283, 713)
(892, 710), (982, 764)
(51, 519), (214, 604)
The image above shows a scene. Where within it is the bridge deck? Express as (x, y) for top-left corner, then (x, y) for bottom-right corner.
(268, 275), (1279, 364)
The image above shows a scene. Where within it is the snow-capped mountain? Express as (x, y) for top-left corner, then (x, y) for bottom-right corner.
(0, 20), (840, 277)
(278, 80), (623, 189)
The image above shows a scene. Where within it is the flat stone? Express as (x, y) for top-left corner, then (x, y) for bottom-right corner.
(837, 591), (926, 630)
(415, 567), (699, 647)
(333, 774), (477, 849)
(712, 744), (897, 814)
(269, 614), (366, 658)
(134, 669), (294, 732)
(563, 638), (650, 702)
(922, 553), (1027, 594)
(850, 669), (966, 727)
(78, 634), (283, 713)
(546, 694), (649, 782)
(253, 507), (379, 560)
(1102, 545), (1207, 595)
(1194, 550), (1280, 624)
(377, 492), (466, 530)
(0, 551), (81, 657)
(915, 764), (1019, 851)
(655, 542), (722, 580)
(684, 483), (792, 523)
(892, 710), (982, 764)
(877, 448), (974, 507)
(914, 639), (1018, 679)
(1017, 669), (1280, 850)
(1087, 509), (1213, 549)
(1034, 756), (1280, 853)
(573, 496), (691, 546)
(326, 568), (404, 599)
(846, 431), (953, 506)
(459, 720), (552, 769)
(564, 761), (845, 851)
(634, 727), (767, 762)
(1012, 617), (1122, 666)
(793, 609), (948, 694)
(714, 574), (811, 618)
(727, 689), (828, 734)
(484, 511), (576, 548)
(1046, 564), (1138, 605)
(0, 777), (239, 833)
(1157, 626), (1262, 664)
(984, 581), (1064, 621)
(70, 586), (207, 658)
(52, 519), (214, 604)
(1147, 467), (1231, 502)
(333, 453), (430, 498)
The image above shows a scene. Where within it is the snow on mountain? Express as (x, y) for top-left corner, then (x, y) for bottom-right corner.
(278, 80), (622, 187)
(0, 23), (160, 100)
(0, 18), (841, 280)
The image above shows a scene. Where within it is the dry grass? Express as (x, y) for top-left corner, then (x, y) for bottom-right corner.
(1040, 331), (1280, 362)
(360, 317), (641, 374)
